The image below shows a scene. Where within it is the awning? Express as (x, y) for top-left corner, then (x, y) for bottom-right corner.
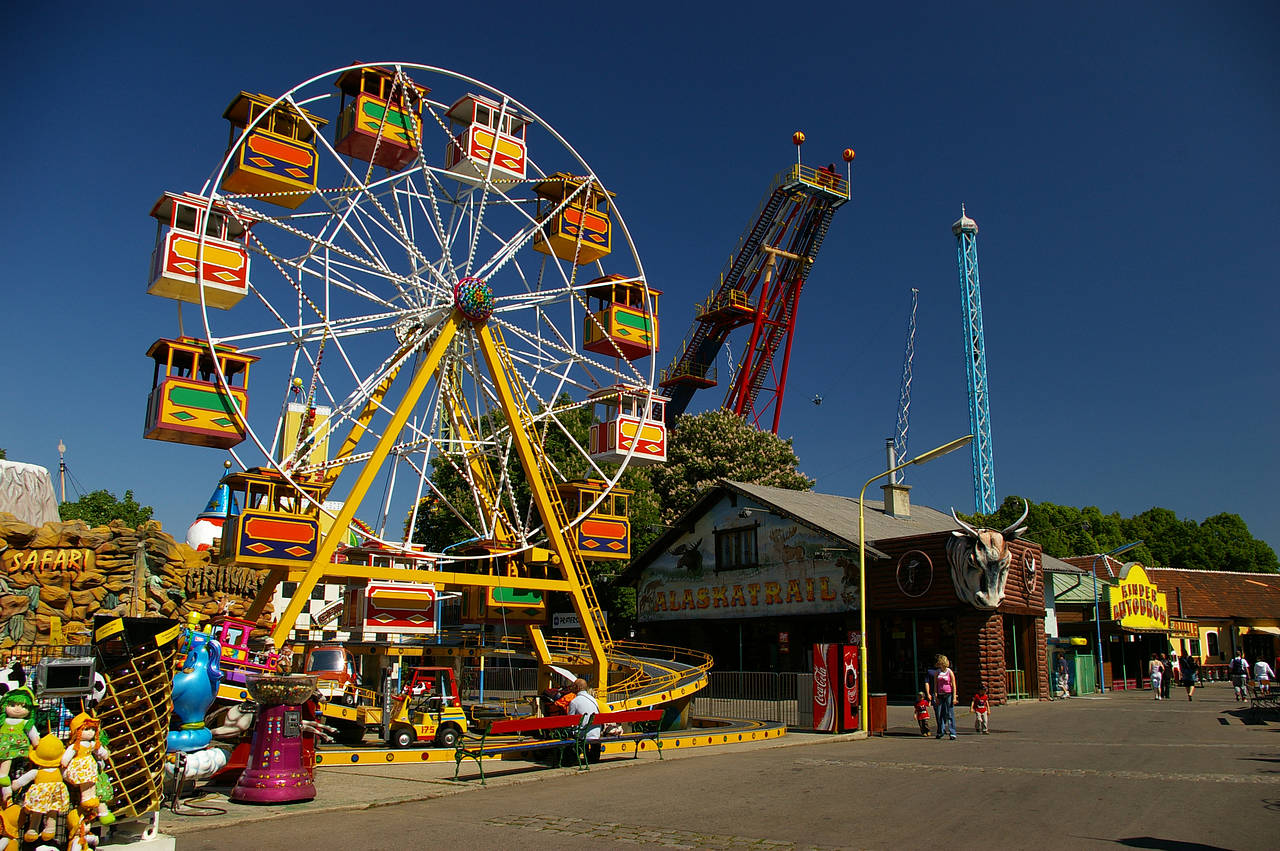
(1247, 626), (1280, 636)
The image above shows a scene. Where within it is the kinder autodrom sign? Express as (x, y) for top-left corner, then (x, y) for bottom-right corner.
(1107, 563), (1169, 631)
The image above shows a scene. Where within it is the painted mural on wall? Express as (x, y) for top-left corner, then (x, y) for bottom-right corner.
(637, 500), (857, 622)
(0, 513), (272, 646)
(944, 501), (1029, 610)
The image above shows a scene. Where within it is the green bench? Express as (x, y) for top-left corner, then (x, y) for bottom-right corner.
(587, 709), (665, 763)
(454, 709), (666, 783)
(454, 714), (587, 784)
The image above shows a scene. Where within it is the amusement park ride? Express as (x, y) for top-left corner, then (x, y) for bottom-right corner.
(140, 63), (709, 735)
(660, 133), (853, 434)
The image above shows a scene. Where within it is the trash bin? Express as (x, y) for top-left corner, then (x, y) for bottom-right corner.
(868, 693), (888, 734)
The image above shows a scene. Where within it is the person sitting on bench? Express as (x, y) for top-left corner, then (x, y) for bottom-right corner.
(567, 678), (601, 762)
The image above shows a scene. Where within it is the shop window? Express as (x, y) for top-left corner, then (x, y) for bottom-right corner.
(715, 526), (757, 572)
(1189, 639), (1201, 657)
(1207, 632), (1220, 657)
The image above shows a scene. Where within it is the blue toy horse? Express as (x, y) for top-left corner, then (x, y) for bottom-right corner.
(167, 629), (223, 753)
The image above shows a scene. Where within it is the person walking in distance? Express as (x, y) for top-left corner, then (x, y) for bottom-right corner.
(970, 685), (991, 735)
(933, 656), (958, 740)
(1254, 657), (1276, 695)
(1055, 654), (1071, 699)
(1160, 653), (1172, 700)
(1181, 653), (1199, 701)
(1148, 653), (1164, 700)
(1229, 651), (1249, 701)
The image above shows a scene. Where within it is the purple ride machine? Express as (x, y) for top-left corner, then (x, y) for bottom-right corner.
(231, 674), (320, 804)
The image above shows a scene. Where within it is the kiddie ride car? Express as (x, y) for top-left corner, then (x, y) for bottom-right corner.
(385, 667), (469, 748)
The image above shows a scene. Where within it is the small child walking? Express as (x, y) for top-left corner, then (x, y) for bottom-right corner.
(970, 686), (991, 735)
(914, 692), (931, 736)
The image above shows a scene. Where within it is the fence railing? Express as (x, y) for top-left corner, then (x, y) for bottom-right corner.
(1004, 668), (1028, 699)
(689, 670), (808, 727)
(460, 666), (538, 703)
(461, 667), (812, 727)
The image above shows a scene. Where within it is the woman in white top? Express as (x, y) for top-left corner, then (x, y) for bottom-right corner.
(1253, 659), (1276, 694)
(1148, 654), (1164, 700)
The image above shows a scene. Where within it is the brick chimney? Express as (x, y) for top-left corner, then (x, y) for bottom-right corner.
(882, 482), (911, 518)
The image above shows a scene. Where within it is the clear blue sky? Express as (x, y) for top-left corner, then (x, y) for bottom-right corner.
(2, 2), (1276, 553)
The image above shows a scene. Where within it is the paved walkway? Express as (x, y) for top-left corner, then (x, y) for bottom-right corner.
(169, 681), (1279, 849)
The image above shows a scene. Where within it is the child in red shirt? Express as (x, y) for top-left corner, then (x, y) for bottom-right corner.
(971, 686), (991, 735)
(914, 692), (931, 736)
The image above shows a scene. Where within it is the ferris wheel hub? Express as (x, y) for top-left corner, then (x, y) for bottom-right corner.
(453, 276), (494, 323)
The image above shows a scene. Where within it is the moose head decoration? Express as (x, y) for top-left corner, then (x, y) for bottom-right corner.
(945, 500), (1029, 609)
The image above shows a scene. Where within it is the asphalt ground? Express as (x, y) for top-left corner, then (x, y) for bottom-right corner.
(169, 681), (1279, 850)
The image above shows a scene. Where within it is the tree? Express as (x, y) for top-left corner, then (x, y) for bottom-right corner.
(0, 449), (6, 460)
(648, 410), (814, 525)
(59, 489), (154, 528)
(963, 497), (1277, 573)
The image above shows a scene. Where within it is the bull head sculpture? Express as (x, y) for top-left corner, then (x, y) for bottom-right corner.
(945, 500), (1029, 609)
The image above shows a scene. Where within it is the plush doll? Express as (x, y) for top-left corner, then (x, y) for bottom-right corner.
(66, 807), (98, 851)
(0, 803), (20, 851)
(0, 688), (39, 800)
(62, 713), (114, 826)
(10, 734), (70, 844)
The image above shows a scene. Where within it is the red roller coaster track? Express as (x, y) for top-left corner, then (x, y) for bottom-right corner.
(660, 163), (850, 433)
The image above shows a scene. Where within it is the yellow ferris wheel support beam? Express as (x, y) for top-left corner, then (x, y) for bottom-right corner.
(269, 312), (461, 646)
(265, 307), (615, 697)
(474, 323), (611, 696)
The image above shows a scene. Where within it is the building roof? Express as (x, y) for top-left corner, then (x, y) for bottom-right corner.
(623, 480), (962, 581)
(1042, 553), (1085, 574)
(1062, 555), (1127, 581)
(726, 481), (960, 545)
(1144, 567), (1280, 620)
(1054, 558), (1280, 620)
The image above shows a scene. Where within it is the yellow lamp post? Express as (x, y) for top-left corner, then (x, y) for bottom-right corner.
(858, 434), (973, 733)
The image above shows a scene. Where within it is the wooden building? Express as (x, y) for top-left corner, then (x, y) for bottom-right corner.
(625, 480), (1049, 704)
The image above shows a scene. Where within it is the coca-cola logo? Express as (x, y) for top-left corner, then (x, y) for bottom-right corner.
(814, 665), (830, 706)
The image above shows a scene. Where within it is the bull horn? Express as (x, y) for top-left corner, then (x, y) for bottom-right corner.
(1001, 499), (1030, 539)
(951, 508), (982, 538)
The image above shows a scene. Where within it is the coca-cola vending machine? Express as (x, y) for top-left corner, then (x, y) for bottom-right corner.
(812, 643), (838, 732)
(814, 643), (861, 733)
(840, 643), (860, 732)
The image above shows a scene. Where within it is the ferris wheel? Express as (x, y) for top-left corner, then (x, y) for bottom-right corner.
(165, 62), (664, 575)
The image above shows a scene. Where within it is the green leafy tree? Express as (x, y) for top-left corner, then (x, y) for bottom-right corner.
(59, 489), (154, 528)
(0, 449), (7, 460)
(648, 409), (813, 526)
(964, 497), (1277, 573)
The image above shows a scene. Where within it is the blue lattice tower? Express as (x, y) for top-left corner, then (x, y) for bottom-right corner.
(891, 288), (918, 484)
(952, 206), (996, 513)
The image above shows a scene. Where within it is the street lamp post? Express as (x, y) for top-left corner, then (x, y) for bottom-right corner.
(1091, 540), (1143, 694)
(858, 434), (973, 733)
